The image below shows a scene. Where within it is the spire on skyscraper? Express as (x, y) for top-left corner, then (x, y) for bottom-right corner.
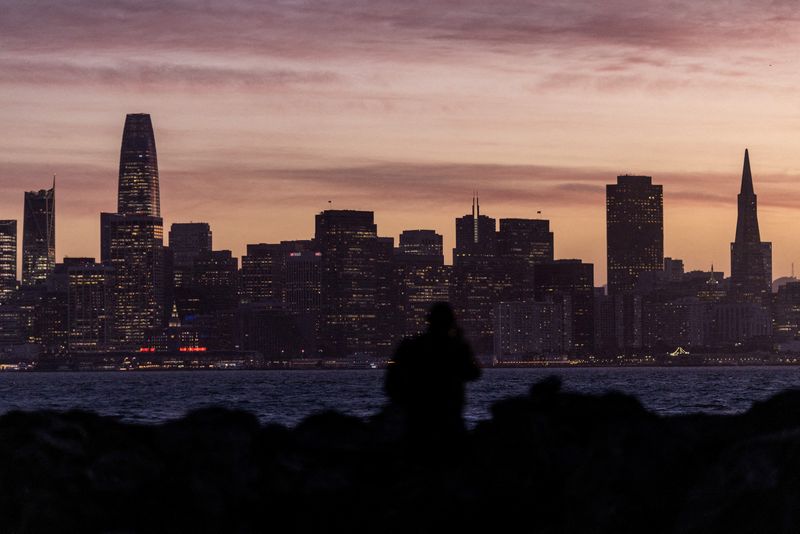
(740, 148), (754, 197)
(734, 148), (760, 244)
(730, 148), (771, 300)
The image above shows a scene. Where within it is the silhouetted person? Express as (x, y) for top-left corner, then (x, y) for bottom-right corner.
(385, 302), (481, 448)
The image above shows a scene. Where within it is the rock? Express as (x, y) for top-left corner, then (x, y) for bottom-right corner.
(0, 378), (798, 533)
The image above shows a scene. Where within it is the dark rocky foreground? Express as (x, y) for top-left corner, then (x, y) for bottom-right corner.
(2, 377), (800, 533)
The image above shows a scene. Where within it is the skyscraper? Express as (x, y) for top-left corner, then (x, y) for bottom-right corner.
(497, 219), (554, 265)
(63, 258), (114, 351)
(192, 250), (239, 349)
(285, 248), (322, 355)
(22, 179), (55, 286)
(497, 218), (554, 301)
(118, 113), (160, 217)
(394, 230), (450, 339)
(452, 196), (499, 355)
(101, 213), (165, 347)
(534, 259), (595, 355)
(169, 223), (212, 288)
(315, 210), (390, 358)
(606, 175), (663, 295)
(241, 243), (285, 303)
(0, 220), (16, 303)
(730, 149), (772, 302)
(398, 230), (444, 260)
(100, 113), (166, 347)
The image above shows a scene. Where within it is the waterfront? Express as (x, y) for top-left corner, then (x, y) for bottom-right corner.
(1, 367), (799, 426)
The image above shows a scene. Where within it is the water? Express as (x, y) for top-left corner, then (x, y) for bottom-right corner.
(1, 367), (799, 426)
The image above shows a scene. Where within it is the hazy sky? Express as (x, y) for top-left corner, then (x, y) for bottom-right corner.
(3, 0), (800, 285)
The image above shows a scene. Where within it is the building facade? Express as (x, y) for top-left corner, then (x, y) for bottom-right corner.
(394, 230), (450, 339)
(0, 220), (16, 303)
(169, 222), (212, 289)
(101, 213), (165, 347)
(452, 196), (499, 355)
(315, 210), (390, 358)
(64, 258), (115, 351)
(22, 180), (55, 286)
(534, 259), (594, 355)
(606, 175), (663, 295)
(118, 113), (160, 217)
(730, 149), (772, 303)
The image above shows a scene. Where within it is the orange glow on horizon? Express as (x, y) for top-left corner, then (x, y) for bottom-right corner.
(3, 1), (800, 285)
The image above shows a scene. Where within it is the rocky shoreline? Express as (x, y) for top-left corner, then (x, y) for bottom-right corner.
(1, 377), (799, 533)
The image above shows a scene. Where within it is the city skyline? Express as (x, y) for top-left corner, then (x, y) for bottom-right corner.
(0, 116), (789, 287)
(4, 1), (800, 284)
(2, 116), (783, 361)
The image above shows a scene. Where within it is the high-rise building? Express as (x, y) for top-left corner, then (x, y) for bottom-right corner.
(38, 265), (69, 353)
(0, 220), (16, 302)
(99, 113), (165, 348)
(285, 250), (322, 315)
(285, 248), (322, 355)
(192, 250), (239, 349)
(315, 210), (389, 358)
(22, 179), (55, 286)
(606, 175), (663, 295)
(730, 149), (772, 302)
(169, 223), (212, 288)
(454, 196), (497, 258)
(101, 213), (165, 347)
(497, 219), (554, 265)
(168, 223), (212, 321)
(394, 230), (450, 339)
(497, 218), (554, 300)
(452, 196), (499, 355)
(398, 230), (444, 260)
(64, 258), (115, 351)
(773, 282), (800, 341)
(534, 259), (594, 355)
(118, 113), (160, 217)
(241, 243), (285, 303)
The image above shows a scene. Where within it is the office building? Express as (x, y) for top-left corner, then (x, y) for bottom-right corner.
(606, 175), (663, 295)
(315, 210), (389, 358)
(730, 149), (772, 302)
(22, 179), (55, 286)
(534, 259), (594, 355)
(101, 213), (165, 347)
(0, 220), (16, 302)
(118, 113), (160, 217)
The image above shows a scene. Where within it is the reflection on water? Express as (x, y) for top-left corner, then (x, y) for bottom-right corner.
(0, 367), (799, 426)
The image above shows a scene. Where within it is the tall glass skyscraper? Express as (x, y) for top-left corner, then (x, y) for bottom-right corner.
(101, 213), (164, 346)
(315, 210), (390, 358)
(118, 113), (160, 217)
(100, 113), (165, 347)
(22, 179), (55, 286)
(0, 220), (16, 302)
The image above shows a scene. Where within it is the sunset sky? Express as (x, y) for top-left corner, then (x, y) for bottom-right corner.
(3, 0), (800, 285)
